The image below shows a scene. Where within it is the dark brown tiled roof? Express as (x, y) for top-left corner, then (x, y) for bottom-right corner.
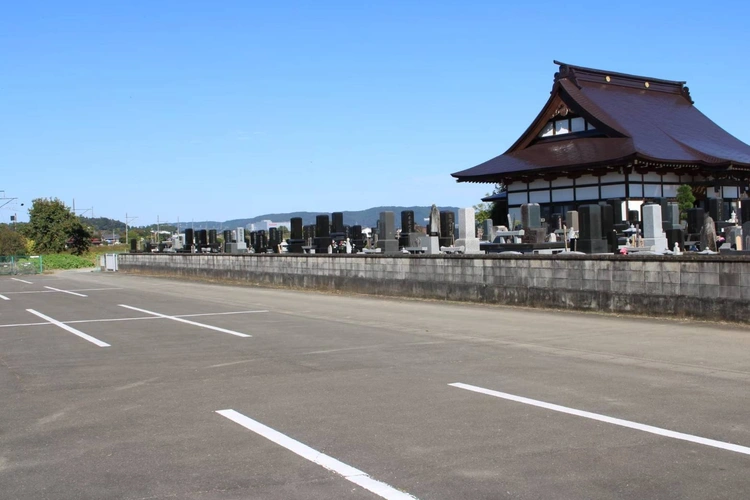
(452, 62), (750, 183)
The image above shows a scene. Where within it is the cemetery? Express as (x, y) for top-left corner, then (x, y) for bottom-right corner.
(120, 61), (750, 323)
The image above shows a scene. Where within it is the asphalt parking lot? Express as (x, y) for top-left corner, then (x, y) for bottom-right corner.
(1, 270), (749, 499)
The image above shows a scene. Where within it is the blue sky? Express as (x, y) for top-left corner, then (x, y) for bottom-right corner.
(3, 1), (749, 225)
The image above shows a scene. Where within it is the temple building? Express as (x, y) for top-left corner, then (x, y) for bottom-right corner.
(452, 62), (750, 225)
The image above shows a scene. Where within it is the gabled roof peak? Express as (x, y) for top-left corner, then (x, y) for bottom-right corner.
(553, 60), (692, 102)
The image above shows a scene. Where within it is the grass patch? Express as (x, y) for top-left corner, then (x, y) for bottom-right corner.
(42, 253), (97, 270)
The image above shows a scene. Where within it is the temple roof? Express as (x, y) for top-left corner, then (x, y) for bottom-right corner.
(452, 62), (750, 184)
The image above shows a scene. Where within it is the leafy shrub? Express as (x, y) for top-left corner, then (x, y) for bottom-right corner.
(41, 253), (97, 270)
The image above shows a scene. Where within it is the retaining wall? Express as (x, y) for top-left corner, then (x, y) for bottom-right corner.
(118, 253), (750, 324)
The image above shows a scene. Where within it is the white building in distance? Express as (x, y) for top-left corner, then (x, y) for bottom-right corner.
(246, 220), (291, 232)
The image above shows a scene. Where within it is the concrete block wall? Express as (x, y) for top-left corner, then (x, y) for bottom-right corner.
(118, 253), (750, 323)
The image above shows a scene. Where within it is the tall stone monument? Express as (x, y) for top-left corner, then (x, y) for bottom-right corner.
(642, 203), (669, 252)
(455, 207), (481, 254)
(427, 204), (441, 254)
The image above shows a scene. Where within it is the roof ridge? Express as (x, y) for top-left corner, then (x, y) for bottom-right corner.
(553, 60), (686, 86)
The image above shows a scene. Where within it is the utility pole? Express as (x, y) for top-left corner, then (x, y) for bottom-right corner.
(125, 213), (138, 245)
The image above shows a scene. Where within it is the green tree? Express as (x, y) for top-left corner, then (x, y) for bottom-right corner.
(24, 198), (91, 254)
(0, 224), (28, 255)
(676, 185), (696, 221)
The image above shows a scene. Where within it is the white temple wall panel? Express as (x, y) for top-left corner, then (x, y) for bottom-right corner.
(575, 186), (599, 200)
(552, 188), (575, 202)
(600, 184), (626, 198)
(529, 190), (551, 203)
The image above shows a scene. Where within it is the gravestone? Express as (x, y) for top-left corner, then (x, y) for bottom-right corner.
(184, 229), (194, 252)
(256, 230), (268, 253)
(427, 205), (441, 253)
(708, 198), (723, 222)
(741, 203), (750, 224)
(606, 199), (624, 224)
(577, 205), (607, 253)
(315, 215), (331, 252)
(223, 229), (233, 244)
(288, 217), (304, 253)
(548, 213), (563, 235)
(439, 211), (455, 247)
(665, 228), (685, 252)
(599, 204), (617, 253)
(687, 208), (705, 234)
(401, 210), (415, 233)
(743, 222), (750, 251)
(428, 205), (441, 236)
(627, 210), (640, 224)
(455, 207), (481, 253)
(331, 212), (346, 239)
(130, 238), (137, 253)
(663, 202), (680, 232)
(376, 211), (398, 253)
(351, 225), (365, 252)
(642, 203), (669, 252)
(701, 215), (718, 252)
(400, 210), (419, 249)
(726, 226), (742, 249)
(482, 219), (495, 242)
(268, 228), (280, 253)
(566, 210), (579, 232)
(521, 203), (542, 228)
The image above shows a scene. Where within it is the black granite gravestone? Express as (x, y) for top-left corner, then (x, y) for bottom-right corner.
(578, 204), (608, 253)
(606, 199), (623, 224)
(627, 210), (639, 224)
(708, 198), (723, 222)
(268, 228), (280, 253)
(666, 228), (685, 251)
(332, 212), (345, 235)
(184, 229), (194, 252)
(599, 204), (615, 252)
(287, 218), (304, 253)
(315, 215), (331, 252)
(687, 208), (705, 234)
(130, 238), (137, 253)
(741, 204), (750, 224)
(439, 211), (455, 247)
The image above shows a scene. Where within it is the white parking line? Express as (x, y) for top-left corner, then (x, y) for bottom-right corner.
(0, 287), (123, 295)
(11, 278), (33, 284)
(450, 382), (750, 456)
(44, 286), (87, 297)
(0, 310), (269, 329)
(0, 294), (9, 301)
(216, 409), (418, 500)
(26, 309), (110, 347)
(119, 305), (251, 338)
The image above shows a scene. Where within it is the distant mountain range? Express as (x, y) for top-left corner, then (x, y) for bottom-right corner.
(83, 206), (460, 232)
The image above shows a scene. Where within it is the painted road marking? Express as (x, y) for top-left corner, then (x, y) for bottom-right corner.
(44, 286), (87, 297)
(26, 309), (110, 347)
(450, 382), (750, 456)
(0, 294), (9, 301)
(11, 278), (33, 284)
(0, 310), (269, 329)
(119, 305), (251, 338)
(216, 409), (418, 500)
(0, 288), (123, 295)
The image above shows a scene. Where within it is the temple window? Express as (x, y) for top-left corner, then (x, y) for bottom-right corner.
(538, 116), (596, 138)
